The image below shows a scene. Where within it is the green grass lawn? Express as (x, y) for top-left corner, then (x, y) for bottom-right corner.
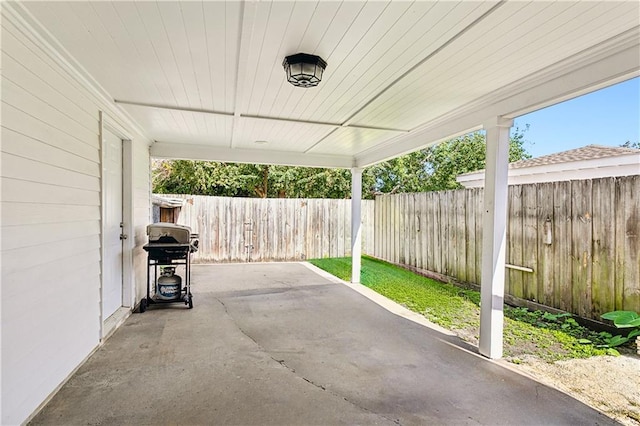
(309, 256), (612, 362)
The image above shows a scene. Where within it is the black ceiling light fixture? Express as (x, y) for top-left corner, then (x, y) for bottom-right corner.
(283, 53), (327, 88)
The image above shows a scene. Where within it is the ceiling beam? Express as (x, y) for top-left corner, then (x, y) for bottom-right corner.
(115, 99), (409, 133)
(151, 141), (354, 169)
(341, 1), (506, 128)
(114, 100), (234, 117)
(230, 1), (257, 149)
(355, 28), (640, 168)
(241, 114), (408, 133)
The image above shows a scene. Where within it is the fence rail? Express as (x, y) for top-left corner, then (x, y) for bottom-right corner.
(169, 195), (374, 263)
(374, 175), (640, 320)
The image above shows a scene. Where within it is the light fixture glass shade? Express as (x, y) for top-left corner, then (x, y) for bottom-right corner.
(283, 53), (327, 88)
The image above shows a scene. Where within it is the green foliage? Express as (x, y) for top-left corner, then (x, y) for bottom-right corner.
(310, 256), (610, 361)
(153, 160), (265, 197)
(605, 335), (630, 348)
(269, 167), (353, 198)
(365, 127), (531, 194)
(600, 310), (640, 348)
(365, 150), (431, 194)
(152, 128), (532, 198)
(601, 310), (640, 328)
(153, 160), (354, 199)
(504, 307), (611, 351)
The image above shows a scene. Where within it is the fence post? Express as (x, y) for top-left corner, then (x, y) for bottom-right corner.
(479, 117), (513, 359)
(351, 167), (363, 283)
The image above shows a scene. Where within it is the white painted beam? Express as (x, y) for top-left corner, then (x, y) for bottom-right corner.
(115, 100), (409, 133)
(479, 117), (513, 359)
(230, 0), (257, 149)
(351, 167), (363, 284)
(354, 29), (640, 168)
(151, 141), (353, 169)
(115, 99), (234, 118)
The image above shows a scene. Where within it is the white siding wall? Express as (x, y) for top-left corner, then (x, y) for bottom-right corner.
(1, 12), (151, 425)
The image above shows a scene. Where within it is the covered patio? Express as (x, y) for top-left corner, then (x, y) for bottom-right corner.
(30, 263), (615, 425)
(2, 1), (639, 424)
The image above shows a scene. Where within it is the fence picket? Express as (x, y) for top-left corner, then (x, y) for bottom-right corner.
(522, 184), (538, 301)
(508, 185), (524, 298)
(418, 193), (427, 270)
(571, 180), (593, 317)
(454, 190), (466, 283)
(592, 178), (616, 316)
(439, 192), (449, 275)
(622, 176), (640, 311)
(553, 181), (573, 311)
(537, 183), (555, 306)
(431, 192), (441, 273)
(465, 189), (476, 286)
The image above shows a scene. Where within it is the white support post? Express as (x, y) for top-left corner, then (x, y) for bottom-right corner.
(351, 167), (363, 284)
(479, 117), (513, 359)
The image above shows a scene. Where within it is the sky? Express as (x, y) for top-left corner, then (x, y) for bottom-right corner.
(512, 76), (640, 158)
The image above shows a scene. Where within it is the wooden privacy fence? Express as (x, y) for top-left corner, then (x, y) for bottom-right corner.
(374, 176), (640, 320)
(168, 195), (375, 263)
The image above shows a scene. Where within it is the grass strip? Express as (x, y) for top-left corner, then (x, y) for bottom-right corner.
(309, 256), (611, 362)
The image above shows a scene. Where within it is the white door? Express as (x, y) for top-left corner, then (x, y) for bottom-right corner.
(103, 129), (123, 319)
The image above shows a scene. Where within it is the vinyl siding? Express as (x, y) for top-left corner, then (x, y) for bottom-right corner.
(1, 11), (151, 425)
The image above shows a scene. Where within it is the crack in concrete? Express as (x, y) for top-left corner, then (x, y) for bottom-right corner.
(276, 357), (402, 426)
(215, 297), (402, 426)
(302, 377), (326, 390)
(216, 297), (263, 349)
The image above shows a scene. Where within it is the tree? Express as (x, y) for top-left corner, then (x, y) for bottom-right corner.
(269, 167), (353, 198)
(153, 160), (354, 199)
(153, 160), (265, 197)
(365, 151), (430, 195)
(152, 128), (532, 198)
(366, 126), (531, 193)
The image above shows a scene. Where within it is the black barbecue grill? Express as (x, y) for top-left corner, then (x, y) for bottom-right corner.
(139, 223), (198, 312)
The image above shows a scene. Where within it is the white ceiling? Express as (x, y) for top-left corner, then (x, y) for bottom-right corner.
(16, 1), (640, 168)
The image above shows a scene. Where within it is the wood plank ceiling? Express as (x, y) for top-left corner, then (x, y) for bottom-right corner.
(20, 1), (640, 167)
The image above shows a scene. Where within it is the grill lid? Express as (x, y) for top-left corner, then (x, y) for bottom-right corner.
(147, 222), (192, 244)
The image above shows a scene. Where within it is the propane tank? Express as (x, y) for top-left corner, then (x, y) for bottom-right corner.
(157, 267), (182, 300)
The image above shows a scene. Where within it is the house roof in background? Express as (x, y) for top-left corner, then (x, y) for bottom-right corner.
(456, 143), (639, 187)
(509, 144), (640, 170)
(458, 144), (639, 178)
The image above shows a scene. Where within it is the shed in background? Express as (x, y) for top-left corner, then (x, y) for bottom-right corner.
(152, 195), (186, 224)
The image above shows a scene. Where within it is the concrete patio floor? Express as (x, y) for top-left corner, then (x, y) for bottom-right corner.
(30, 262), (616, 425)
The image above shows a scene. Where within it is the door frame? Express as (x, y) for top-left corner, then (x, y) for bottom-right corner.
(99, 111), (134, 340)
